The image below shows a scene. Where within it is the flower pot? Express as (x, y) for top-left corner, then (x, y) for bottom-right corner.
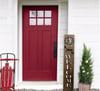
(79, 83), (91, 91)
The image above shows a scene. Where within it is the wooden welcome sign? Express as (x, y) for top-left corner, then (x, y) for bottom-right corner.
(63, 35), (74, 91)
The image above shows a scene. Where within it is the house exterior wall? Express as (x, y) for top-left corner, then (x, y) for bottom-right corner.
(68, 0), (100, 89)
(0, 0), (17, 53)
(0, 0), (18, 55)
(0, 0), (100, 90)
(0, 0), (18, 86)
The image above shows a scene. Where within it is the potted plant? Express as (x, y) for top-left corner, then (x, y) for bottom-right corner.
(78, 44), (93, 91)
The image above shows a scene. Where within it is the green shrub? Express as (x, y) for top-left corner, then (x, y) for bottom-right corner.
(79, 44), (93, 84)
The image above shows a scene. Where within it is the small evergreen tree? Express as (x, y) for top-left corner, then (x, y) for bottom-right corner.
(79, 44), (93, 84)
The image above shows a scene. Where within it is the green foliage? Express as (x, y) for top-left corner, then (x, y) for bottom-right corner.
(79, 44), (93, 84)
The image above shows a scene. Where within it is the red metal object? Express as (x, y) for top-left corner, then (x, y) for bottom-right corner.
(1, 63), (14, 91)
(0, 53), (18, 91)
(23, 6), (58, 81)
(0, 59), (19, 61)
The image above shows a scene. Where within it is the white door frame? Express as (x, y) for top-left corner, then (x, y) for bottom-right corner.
(17, 0), (68, 89)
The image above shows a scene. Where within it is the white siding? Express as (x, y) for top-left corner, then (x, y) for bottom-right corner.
(0, 0), (18, 53)
(68, 0), (100, 89)
(0, 0), (18, 86)
(0, 0), (100, 90)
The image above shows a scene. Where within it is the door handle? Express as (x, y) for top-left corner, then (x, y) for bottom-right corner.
(54, 41), (57, 58)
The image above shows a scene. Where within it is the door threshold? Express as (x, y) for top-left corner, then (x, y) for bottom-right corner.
(16, 81), (63, 90)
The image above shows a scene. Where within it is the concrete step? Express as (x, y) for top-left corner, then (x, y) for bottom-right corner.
(17, 89), (100, 91)
(18, 90), (63, 91)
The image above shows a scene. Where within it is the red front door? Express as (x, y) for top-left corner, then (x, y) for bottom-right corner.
(23, 6), (58, 81)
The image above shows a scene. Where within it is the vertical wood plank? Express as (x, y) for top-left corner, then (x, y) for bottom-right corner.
(63, 35), (74, 91)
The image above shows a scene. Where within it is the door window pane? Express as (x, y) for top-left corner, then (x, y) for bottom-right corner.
(45, 11), (51, 17)
(37, 18), (43, 25)
(29, 10), (52, 26)
(30, 10), (36, 17)
(45, 19), (51, 25)
(29, 18), (36, 25)
(37, 11), (44, 17)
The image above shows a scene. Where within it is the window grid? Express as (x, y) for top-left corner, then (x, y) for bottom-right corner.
(29, 10), (52, 26)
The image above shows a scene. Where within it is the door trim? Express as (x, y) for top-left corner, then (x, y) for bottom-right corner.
(18, 4), (60, 82)
(18, 0), (67, 86)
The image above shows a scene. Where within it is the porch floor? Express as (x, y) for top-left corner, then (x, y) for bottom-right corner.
(18, 89), (63, 91)
(16, 82), (63, 90)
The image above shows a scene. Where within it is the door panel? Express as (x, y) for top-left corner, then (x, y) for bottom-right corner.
(23, 6), (58, 81)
